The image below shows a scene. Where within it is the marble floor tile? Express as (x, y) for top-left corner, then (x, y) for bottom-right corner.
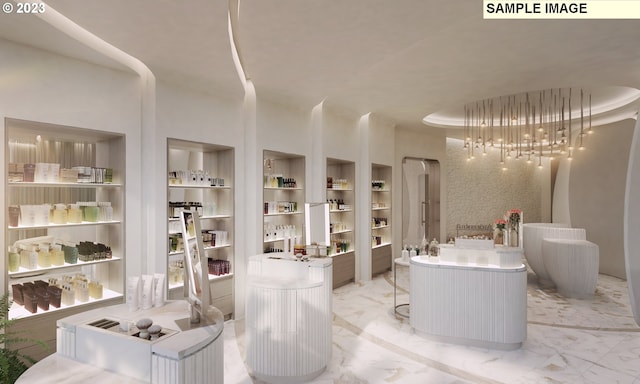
(225, 266), (640, 384)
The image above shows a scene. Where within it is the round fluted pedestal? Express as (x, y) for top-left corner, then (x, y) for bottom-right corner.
(246, 254), (332, 384)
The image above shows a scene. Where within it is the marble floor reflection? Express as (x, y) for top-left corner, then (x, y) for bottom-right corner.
(224, 266), (640, 383)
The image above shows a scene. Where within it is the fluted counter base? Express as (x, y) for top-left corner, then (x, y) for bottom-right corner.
(410, 257), (527, 350)
(246, 254), (332, 384)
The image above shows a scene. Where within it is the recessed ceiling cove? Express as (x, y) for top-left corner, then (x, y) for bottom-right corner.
(423, 86), (640, 129)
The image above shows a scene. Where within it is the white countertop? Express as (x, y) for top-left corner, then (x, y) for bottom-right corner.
(58, 300), (224, 360)
(410, 255), (525, 272)
(251, 252), (333, 267)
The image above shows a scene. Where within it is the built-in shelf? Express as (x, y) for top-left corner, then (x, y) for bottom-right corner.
(9, 182), (123, 188)
(167, 138), (235, 319)
(371, 163), (392, 276)
(327, 158), (356, 289)
(9, 257), (122, 279)
(168, 244), (232, 257)
(168, 184), (231, 190)
(9, 289), (123, 319)
(168, 215), (231, 222)
(263, 211), (302, 217)
(168, 272), (234, 291)
(8, 220), (121, 231)
(5, 119), (126, 324)
(264, 186), (303, 191)
(263, 150), (306, 254)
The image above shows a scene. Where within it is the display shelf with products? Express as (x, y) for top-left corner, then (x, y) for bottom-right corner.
(165, 139), (234, 319)
(263, 150), (305, 253)
(327, 158), (356, 289)
(5, 119), (126, 324)
(371, 163), (392, 276)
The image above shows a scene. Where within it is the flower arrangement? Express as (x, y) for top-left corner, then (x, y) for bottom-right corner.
(507, 209), (522, 231)
(494, 218), (507, 231)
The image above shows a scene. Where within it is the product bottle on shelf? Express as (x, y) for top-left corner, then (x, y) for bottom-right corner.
(8, 246), (20, 272)
(37, 243), (51, 268)
(50, 243), (65, 266)
(20, 245), (38, 270)
(52, 204), (68, 224)
(68, 204), (83, 223)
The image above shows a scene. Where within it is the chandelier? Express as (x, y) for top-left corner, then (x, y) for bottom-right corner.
(463, 88), (592, 169)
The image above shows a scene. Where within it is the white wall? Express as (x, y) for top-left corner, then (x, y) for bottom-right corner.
(0, 38), (143, 293)
(562, 119), (635, 278)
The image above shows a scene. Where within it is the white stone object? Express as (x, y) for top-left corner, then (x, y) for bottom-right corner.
(522, 223), (586, 286)
(542, 238), (599, 298)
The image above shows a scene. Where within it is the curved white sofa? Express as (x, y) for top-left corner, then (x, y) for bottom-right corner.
(522, 223), (586, 286)
(542, 239), (599, 298)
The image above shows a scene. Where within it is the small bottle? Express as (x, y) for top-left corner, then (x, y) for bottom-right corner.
(68, 204), (82, 223)
(21, 245), (38, 270)
(37, 243), (51, 268)
(61, 284), (75, 306)
(75, 281), (89, 303)
(8, 246), (20, 272)
(429, 238), (440, 256)
(103, 202), (113, 221)
(63, 244), (78, 264)
(84, 202), (98, 222)
(89, 281), (103, 299)
(409, 245), (417, 260)
(50, 244), (65, 266)
(52, 204), (68, 224)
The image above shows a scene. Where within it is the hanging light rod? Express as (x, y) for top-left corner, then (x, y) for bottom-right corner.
(463, 87), (593, 169)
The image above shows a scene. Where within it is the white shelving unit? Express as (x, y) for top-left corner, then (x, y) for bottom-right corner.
(166, 139), (234, 319)
(263, 150), (305, 253)
(371, 163), (392, 276)
(327, 158), (355, 289)
(5, 118), (126, 359)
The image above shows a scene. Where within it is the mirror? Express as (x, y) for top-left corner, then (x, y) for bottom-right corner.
(305, 202), (330, 246)
(402, 158), (441, 247)
(179, 210), (210, 323)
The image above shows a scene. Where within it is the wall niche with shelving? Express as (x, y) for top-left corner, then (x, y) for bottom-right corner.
(166, 138), (234, 319)
(5, 118), (126, 359)
(371, 163), (392, 276)
(326, 158), (355, 288)
(263, 150), (305, 253)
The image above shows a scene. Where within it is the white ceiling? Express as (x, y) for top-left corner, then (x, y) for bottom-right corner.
(5, 1), (640, 130)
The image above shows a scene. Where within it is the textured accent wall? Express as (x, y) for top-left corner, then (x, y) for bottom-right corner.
(445, 138), (546, 240)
